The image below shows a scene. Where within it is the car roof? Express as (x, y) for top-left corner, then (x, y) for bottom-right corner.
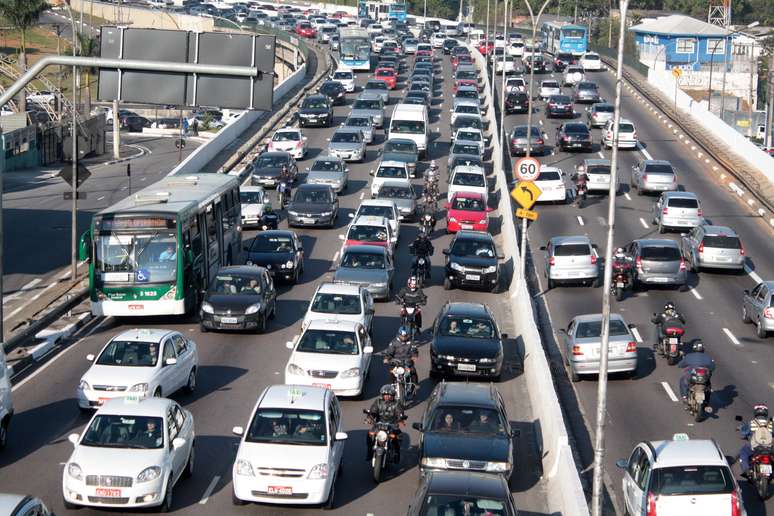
(275, 127), (301, 133)
(444, 301), (490, 317)
(304, 93), (328, 102)
(257, 230), (295, 239)
(352, 215), (390, 226)
(538, 165), (562, 174)
(357, 93), (383, 101)
(259, 151), (291, 158)
(455, 100), (480, 108)
(572, 313), (626, 323)
(240, 185), (265, 193)
(380, 179), (412, 188)
(379, 160), (407, 168)
(359, 199), (397, 209)
(99, 396), (174, 416)
(646, 439), (726, 468)
(550, 235), (592, 246)
(297, 183), (333, 192)
(334, 127), (364, 135)
(435, 381), (499, 407)
(259, 384), (330, 411)
(642, 159), (673, 167)
(312, 155), (343, 163)
(700, 225), (738, 236)
(455, 230), (494, 241)
(315, 281), (363, 296)
(583, 158), (611, 166)
(385, 137), (417, 147)
(663, 191), (698, 199)
(342, 244), (389, 255)
(305, 318), (360, 332)
(112, 327), (178, 343)
(452, 166), (485, 175)
(635, 238), (681, 248)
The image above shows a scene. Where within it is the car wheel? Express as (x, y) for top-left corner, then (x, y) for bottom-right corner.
(547, 277), (555, 290)
(443, 277), (453, 291)
(658, 222), (665, 234)
(63, 498), (79, 511)
(742, 305), (751, 323)
(570, 367), (580, 383)
(199, 323), (208, 333)
(185, 368), (197, 394)
(257, 312), (267, 334)
(160, 477), (174, 512)
(183, 442), (195, 479)
(322, 473), (336, 510)
(757, 318), (768, 339)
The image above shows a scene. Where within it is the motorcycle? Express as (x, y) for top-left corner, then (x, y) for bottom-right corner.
(277, 181), (290, 209)
(363, 410), (405, 483)
(411, 255), (431, 286)
(736, 415), (774, 500)
(574, 179), (587, 208)
(419, 212), (435, 235)
(655, 319), (685, 366)
(685, 366), (712, 422)
(399, 302), (422, 340)
(388, 358), (416, 406)
(611, 260), (632, 301)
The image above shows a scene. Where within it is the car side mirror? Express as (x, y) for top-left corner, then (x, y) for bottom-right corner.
(68, 433), (80, 446)
(442, 249), (450, 255)
(335, 431), (349, 441)
(615, 459), (628, 469)
(592, 244), (599, 249)
(305, 167), (310, 171)
(628, 323), (636, 329)
(165, 357), (177, 366)
(286, 341), (294, 349)
(86, 354), (95, 361)
(412, 422), (423, 431)
(172, 437), (186, 450)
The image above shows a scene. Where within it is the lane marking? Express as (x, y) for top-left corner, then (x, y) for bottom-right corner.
(631, 327), (643, 343)
(597, 151), (605, 159)
(689, 288), (703, 300)
(639, 217), (649, 229)
(744, 263), (763, 284)
(722, 328), (741, 346)
(3, 278), (42, 304)
(332, 251), (339, 263)
(661, 381), (679, 402)
(359, 191), (365, 200)
(6, 282), (58, 319)
(636, 142), (653, 160)
(624, 193), (631, 201)
(576, 216), (584, 226)
(97, 196), (105, 201)
(199, 475), (220, 505)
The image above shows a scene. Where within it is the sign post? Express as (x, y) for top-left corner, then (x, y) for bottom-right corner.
(671, 67), (682, 113)
(511, 157), (541, 282)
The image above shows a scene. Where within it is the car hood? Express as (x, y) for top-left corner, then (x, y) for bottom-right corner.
(81, 364), (157, 388)
(449, 208), (487, 221)
(450, 255), (497, 268)
(422, 432), (510, 462)
(334, 267), (388, 284)
(205, 294), (263, 311)
(351, 108), (382, 119)
(242, 204), (265, 217)
(299, 107), (329, 115)
(328, 142), (362, 151)
(69, 445), (168, 477)
(308, 171), (345, 183)
(432, 335), (502, 358)
(289, 202), (333, 214)
(382, 152), (417, 164)
(383, 197), (415, 212)
(237, 442), (328, 469)
(253, 166), (283, 177)
(290, 350), (361, 371)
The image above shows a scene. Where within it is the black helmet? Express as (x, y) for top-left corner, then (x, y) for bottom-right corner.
(754, 404), (769, 420)
(664, 302), (675, 312)
(397, 326), (410, 341)
(692, 340), (704, 353)
(380, 384), (396, 397)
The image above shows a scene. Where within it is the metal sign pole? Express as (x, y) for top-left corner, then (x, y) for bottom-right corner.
(71, 60), (78, 283)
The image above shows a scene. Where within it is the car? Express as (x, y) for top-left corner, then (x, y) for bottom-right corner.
(602, 118), (638, 149)
(318, 80), (346, 105)
(447, 140), (483, 169)
(541, 235), (599, 288)
(443, 231), (503, 292)
(431, 32), (445, 48)
(450, 101), (483, 126)
(452, 114), (485, 134)
(452, 53), (474, 71)
(342, 115), (374, 144)
(450, 155), (485, 178)
(545, 94), (574, 118)
(523, 54), (547, 73)
(453, 85), (483, 112)
(681, 225), (745, 272)
(447, 165), (488, 205)
(626, 238), (687, 289)
(616, 435), (743, 516)
(372, 35), (386, 52)
(331, 69), (356, 92)
(327, 127), (366, 162)
(505, 76), (526, 93)
(302, 282), (375, 333)
(244, 230), (305, 283)
(62, 397), (195, 511)
(352, 198), (401, 240)
(539, 79), (561, 99)
(430, 302), (505, 379)
(563, 65), (585, 87)
(298, 94), (333, 127)
(333, 245), (394, 300)
(0, 494), (52, 515)
(557, 123), (593, 152)
(330, 34), (340, 51)
(504, 91), (530, 114)
(287, 184), (339, 228)
(239, 186), (276, 229)
(453, 67), (480, 93)
(742, 280), (774, 338)
(267, 127), (308, 160)
(373, 67), (398, 89)
(375, 180), (417, 221)
(577, 158), (618, 194)
(351, 94), (386, 128)
(343, 214), (397, 251)
(370, 160), (409, 197)
(494, 54), (517, 74)
(508, 40), (525, 58)
(451, 128), (486, 155)
(285, 320), (373, 397)
(306, 155), (348, 193)
(586, 102), (615, 128)
(442, 38), (458, 54)
(651, 191), (703, 233)
(317, 24), (337, 42)
(120, 114), (150, 132)
(295, 21), (316, 37)
(403, 38), (419, 53)
(379, 138), (419, 178)
(534, 165), (567, 203)
(445, 192), (492, 233)
(552, 51), (575, 72)
(76, 328), (199, 409)
(573, 81), (601, 103)
(408, 79), (431, 96)
(509, 125), (545, 156)
(363, 79), (390, 104)
(250, 151), (298, 188)
(579, 51), (602, 71)
(406, 470), (518, 516)
(630, 159), (678, 195)
(199, 266), (278, 332)
(231, 385), (346, 507)
(561, 313), (637, 382)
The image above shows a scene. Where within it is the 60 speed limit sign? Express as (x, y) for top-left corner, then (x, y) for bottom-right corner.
(514, 156), (541, 181)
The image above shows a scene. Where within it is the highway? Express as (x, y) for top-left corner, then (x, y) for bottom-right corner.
(494, 54), (774, 513)
(0, 51), (551, 514)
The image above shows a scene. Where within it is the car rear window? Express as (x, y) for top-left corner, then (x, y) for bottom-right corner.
(554, 244), (590, 256)
(703, 235), (741, 249)
(619, 123), (635, 133)
(587, 165), (610, 175)
(640, 246), (681, 261)
(666, 197), (699, 209)
(594, 105), (614, 113)
(576, 319), (629, 338)
(651, 466), (734, 496)
(644, 164), (674, 175)
(538, 171), (561, 181)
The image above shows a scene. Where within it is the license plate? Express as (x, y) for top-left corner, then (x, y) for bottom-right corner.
(465, 274), (480, 281)
(95, 488), (122, 497)
(651, 277), (669, 283)
(267, 486), (293, 496)
(98, 398), (109, 405)
(760, 464), (773, 475)
(461, 224), (473, 229)
(669, 337), (678, 344)
(457, 363), (476, 372)
(300, 218), (315, 224)
(220, 317), (238, 324)
(616, 282), (624, 288)
(677, 220), (690, 225)
(716, 257), (732, 262)
(313, 383), (332, 389)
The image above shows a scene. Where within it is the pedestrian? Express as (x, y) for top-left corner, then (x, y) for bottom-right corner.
(182, 117), (189, 136)
(192, 118), (199, 136)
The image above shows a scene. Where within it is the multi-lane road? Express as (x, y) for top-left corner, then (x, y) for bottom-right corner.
(1, 51), (551, 514)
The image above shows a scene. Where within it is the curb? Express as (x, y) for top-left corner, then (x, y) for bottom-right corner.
(102, 145), (147, 166)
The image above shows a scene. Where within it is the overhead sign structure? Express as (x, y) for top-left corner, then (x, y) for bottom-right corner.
(516, 208), (538, 221)
(514, 156), (541, 182)
(511, 180), (542, 211)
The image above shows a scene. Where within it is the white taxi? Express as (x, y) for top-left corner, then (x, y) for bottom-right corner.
(267, 127), (308, 160)
(62, 397), (195, 511)
(448, 165), (488, 205)
(232, 385), (347, 508)
(285, 319), (373, 397)
(302, 282), (375, 333)
(534, 166), (567, 203)
(239, 186), (269, 228)
(76, 329), (198, 410)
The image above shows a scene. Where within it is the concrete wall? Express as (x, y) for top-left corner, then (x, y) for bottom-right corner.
(67, 0), (214, 32)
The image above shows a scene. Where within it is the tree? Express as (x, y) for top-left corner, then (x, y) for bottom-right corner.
(76, 33), (98, 116)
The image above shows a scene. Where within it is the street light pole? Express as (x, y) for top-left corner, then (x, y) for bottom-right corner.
(591, 1), (629, 515)
(707, 39), (721, 112)
(499, 0), (510, 152)
(65, 2), (80, 284)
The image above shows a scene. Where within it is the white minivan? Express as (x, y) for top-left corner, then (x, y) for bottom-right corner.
(0, 347), (11, 449)
(389, 104), (429, 158)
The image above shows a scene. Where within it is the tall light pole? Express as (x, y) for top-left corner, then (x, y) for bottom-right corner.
(65, 2), (80, 283)
(720, 22), (760, 121)
(591, 1), (628, 515)
(490, 0), (498, 104)
(499, 0), (510, 152)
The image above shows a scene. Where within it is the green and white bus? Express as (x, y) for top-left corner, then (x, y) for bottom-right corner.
(80, 174), (242, 316)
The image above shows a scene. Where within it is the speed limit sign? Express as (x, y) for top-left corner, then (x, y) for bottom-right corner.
(514, 156), (541, 181)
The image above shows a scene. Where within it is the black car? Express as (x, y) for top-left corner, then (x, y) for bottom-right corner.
(442, 38), (458, 54)
(250, 151), (298, 188)
(286, 184), (339, 228)
(413, 382), (514, 477)
(504, 91), (529, 114)
(546, 94), (574, 118)
(443, 231), (503, 292)
(553, 51), (575, 72)
(318, 80), (346, 106)
(524, 54), (547, 73)
(244, 230), (304, 283)
(557, 122), (593, 152)
(200, 266), (277, 333)
(120, 115), (150, 132)
(297, 94), (333, 127)
(429, 302), (505, 379)
(452, 115), (484, 133)
(407, 470), (517, 516)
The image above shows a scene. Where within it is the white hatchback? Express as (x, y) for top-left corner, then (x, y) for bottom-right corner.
(302, 282), (375, 333)
(448, 166), (488, 205)
(602, 118), (638, 149)
(268, 127), (308, 160)
(580, 52), (602, 71)
(370, 160), (409, 197)
(431, 32), (446, 48)
(534, 166), (566, 203)
(331, 69), (356, 93)
(239, 186), (269, 228)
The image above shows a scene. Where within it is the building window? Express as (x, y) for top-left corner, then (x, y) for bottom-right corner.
(706, 38), (725, 55)
(675, 38), (696, 54)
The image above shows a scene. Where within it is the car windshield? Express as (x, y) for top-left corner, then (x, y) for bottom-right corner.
(303, 98), (328, 109)
(456, 105), (479, 114)
(551, 95), (572, 103)
(392, 120), (425, 134)
(651, 466), (734, 496)
(430, 406), (507, 435)
(81, 415), (165, 449)
(565, 124), (589, 134)
(583, 54), (600, 61)
(320, 83), (341, 93)
(273, 131), (300, 142)
(578, 82), (597, 90)
(240, 191), (264, 204)
(456, 90), (478, 100)
(379, 185), (412, 198)
(595, 104), (614, 113)
(377, 166), (407, 178)
(644, 164), (674, 174)
(358, 206), (393, 220)
(575, 319), (629, 338)
(666, 197), (698, 208)
(246, 408), (327, 445)
(513, 126), (541, 138)
(456, 71), (477, 80)
(211, 273), (262, 295)
(451, 238), (495, 258)
(354, 99), (381, 110)
(458, 131), (481, 141)
(96, 339), (159, 367)
(254, 155), (288, 168)
(385, 141), (416, 153)
(452, 157), (483, 169)
(586, 165), (611, 175)
(452, 196), (485, 211)
(375, 69), (394, 77)
(312, 160), (341, 172)
(453, 172), (485, 187)
(454, 117), (483, 131)
(332, 131), (361, 143)
(311, 293), (361, 314)
(542, 81), (559, 88)
(366, 81), (387, 90)
(618, 123), (635, 133)
(346, 117), (370, 128)
(250, 234), (293, 253)
(293, 189), (330, 204)
(348, 225), (388, 242)
(341, 250), (385, 268)
(297, 329), (358, 355)
(453, 144), (480, 155)
(641, 246), (681, 261)
(703, 235), (741, 249)
(440, 315), (496, 338)
(333, 71), (353, 80)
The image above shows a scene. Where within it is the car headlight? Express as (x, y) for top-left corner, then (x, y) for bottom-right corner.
(372, 282), (387, 288)
(450, 262), (464, 272)
(438, 354), (456, 361)
(137, 466), (162, 483)
(483, 265), (498, 274)
(307, 463), (329, 479)
(78, 380), (90, 391)
(287, 363), (305, 376)
(235, 459), (255, 477)
(320, 212), (332, 217)
(420, 457), (446, 468)
(340, 367), (361, 378)
(287, 210), (299, 216)
(201, 302), (214, 314)
(68, 462), (83, 480)
(129, 383), (149, 393)
(485, 461), (509, 472)
(479, 218), (488, 225)
(245, 303), (262, 315)
(478, 357), (497, 364)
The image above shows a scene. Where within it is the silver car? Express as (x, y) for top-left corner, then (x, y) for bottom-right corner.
(681, 225), (745, 272)
(541, 235), (599, 288)
(578, 159), (618, 194)
(327, 128), (366, 162)
(573, 81), (601, 103)
(306, 155), (349, 193)
(586, 102), (614, 128)
(626, 238), (687, 289)
(630, 159), (678, 195)
(652, 191), (703, 233)
(363, 80), (390, 104)
(333, 245), (394, 300)
(561, 313), (638, 382)
(343, 115), (374, 144)
(351, 94), (385, 128)
(403, 38), (419, 54)
(376, 180), (417, 221)
(742, 281), (774, 338)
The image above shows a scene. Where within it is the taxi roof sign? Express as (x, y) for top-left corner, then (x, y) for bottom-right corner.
(672, 432), (690, 441)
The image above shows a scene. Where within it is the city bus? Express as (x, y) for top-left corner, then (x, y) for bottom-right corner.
(541, 21), (588, 56)
(360, 0), (406, 22)
(388, 1), (407, 22)
(79, 174), (242, 316)
(339, 28), (372, 71)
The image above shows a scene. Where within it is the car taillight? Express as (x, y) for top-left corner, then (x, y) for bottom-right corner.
(549, 256), (555, 266)
(590, 255), (597, 264)
(662, 207), (669, 215)
(633, 131), (638, 140)
(642, 174), (648, 182)
(698, 241), (704, 253)
(697, 208), (703, 217)
(647, 492), (657, 516)
(635, 256), (643, 272)
(536, 138), (544, 145)
(607, 131), (612, 139)
(764, 307), (774, 319)
(731, 490), (741, 516)
(740, 242), (745, 255)
(572, 345), (583, 356)
(679, 257), (686, 271)
(626, 341), (637, 352)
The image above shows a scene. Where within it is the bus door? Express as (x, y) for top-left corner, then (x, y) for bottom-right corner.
(204, 202), (221, 283)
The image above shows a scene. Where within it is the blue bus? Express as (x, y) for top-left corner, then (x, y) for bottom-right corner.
(388, 1), (407, 22)
(541, 22), (588, 56)
(339, 28), (371, 71)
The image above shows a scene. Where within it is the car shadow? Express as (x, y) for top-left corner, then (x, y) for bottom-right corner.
(509, 419), (543, 493)
(176, 365), (248, 405)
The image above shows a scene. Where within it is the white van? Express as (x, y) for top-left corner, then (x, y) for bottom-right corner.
(469, 29), (485, 46)
(0, 347), (12, 449)
(389, 104), (429, 158)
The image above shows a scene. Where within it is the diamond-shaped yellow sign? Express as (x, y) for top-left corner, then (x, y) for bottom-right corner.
(510, 181), (542, 210)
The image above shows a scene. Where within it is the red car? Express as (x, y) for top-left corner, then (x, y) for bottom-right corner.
(451, 53), (473, 70)
(445, 192), (492, 233)
(416, 49), (432, 58)
(295, 22), (316, 38)
(477, 41), (495, 55)
(373, 67), (397, 89)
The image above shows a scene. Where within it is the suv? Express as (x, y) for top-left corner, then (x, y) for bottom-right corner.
(631, 159), (678, 195)
(681, 225), (745, 272)
(443, 231), (503, 292)
(627, 238), (687, 289)
(652, 191), (703, 233)
(302, 282), (375, 333)
(414, 383), (514, 477)
(616, 435), (743, 516)
(541, 235), (599, 288)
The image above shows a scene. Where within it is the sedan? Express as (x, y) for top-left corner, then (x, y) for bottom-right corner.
(342, 115), (374, 144)
(331, 69), (355, 93)
(373, 67), (397, 89)
(443, 231), (503, 292)
(587, 102), (615, 128)
(561, 313), (637, 382)
(445, 192), (492, 233)
(267, 127), (307, 160)
(407, 471), (518, 516)
(557, 123), (593, 152)
(298, 94), (333, 128)
(333, 245), (395, 300)
(509, 125), (545, 156)
(545, 94), (574, 118)
(504, 91), (530, 114)
(351, 94), (385, 128)
(630, 159), (678, 194)
(328, 128), (366, 162)
(200, 266), (278, 333)
(318, 80), (347, 105)
(287, 184), (339, 228)
(375, 180), (417, 221)
(306, 155), (349, 193)
(742, 281), (774, 338)
(239, 186), (276, 229)
(573, 81), (601, 104)
(403, 38), (419, 54)
(363, 80), (390, 104)
(244, 231), (304, 283)
(250, 151), (298, 188)
(534, 166), (567, 203)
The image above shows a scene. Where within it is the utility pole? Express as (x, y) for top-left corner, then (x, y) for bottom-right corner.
(591, 1), (629, 515)
(608, 0), (613, 48)
(65, 3), (80, 284)
(500, 0), (510, 152)
(707, 39), (720, 112)
(113, 98), (120, 159)
(766, 61), (773, 148)
(55, 24), (63, 122)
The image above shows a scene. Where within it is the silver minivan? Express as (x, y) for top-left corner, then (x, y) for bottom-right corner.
(561, 313), (638, 382)
(541, 236), (599, 288)
(627, 238), (687, 289)
(652, 191), (703, 233)
(682, 225), (745, 271)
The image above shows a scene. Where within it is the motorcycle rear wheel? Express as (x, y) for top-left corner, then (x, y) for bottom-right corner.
(757, 476), (770, 500)
(667, 355), (677, 366)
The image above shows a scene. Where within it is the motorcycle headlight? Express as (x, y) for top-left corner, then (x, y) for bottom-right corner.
(245, 303), (261, 315)
(287, 363), (305, 376)
(137, 466), (162, 483)
(483, 265), (498, 274)
(68, 462), (83, 480)
(307, 463), (329, 479)
(450, 262), (464, 272)
(420, 457), (446, 468)
(235, 459), (255, 477)
(340, 367), (361, 378)
(418, 258), (426, 265)
(201, 302), (214, 314)
(78, 380), (90, 391)
(129, 383), (149, 393)
(485, 461), (509, 473)
(375, 430), (389, 443)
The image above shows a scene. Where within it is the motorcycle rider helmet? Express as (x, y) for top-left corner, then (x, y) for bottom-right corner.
(664, 301), (675, 313)
(692, 340), (705, 353)
(615, 247), (625, 258)
(407, 276), (418, 291)
(753, 404), (769, 420)
(380, 384), (396, 398)
(430, 160), (437, 169)
(397, 326), (410, 342)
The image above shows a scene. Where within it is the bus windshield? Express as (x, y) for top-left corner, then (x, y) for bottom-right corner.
(95, 231), (178, 283)
(562, 28), (585, 39)
(341, 38), (370, 61)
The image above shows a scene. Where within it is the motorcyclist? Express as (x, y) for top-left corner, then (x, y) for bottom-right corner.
(409, 233), (434, 280)
(365, 384), (406, 462)
(650, 301), (687, 351)
(384, 325), (419, 388)
(739, 404), (774, 478)
(612, 247), (633, 279)
(395, 276), (428, 329)
(424, 160), (439, 184)
(677, 340), (715, 400)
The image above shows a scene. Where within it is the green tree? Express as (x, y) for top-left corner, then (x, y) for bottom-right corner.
(0, 0), (49, 112)
(76, 33), (98, 116)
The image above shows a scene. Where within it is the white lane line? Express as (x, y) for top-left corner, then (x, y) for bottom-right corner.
(199, 475), (221, 505)
(97, 196), (105, 201)
(639, 217), (649, 229)
(597, 151), (605, 159)
(770, 383), (774, 391)
(121, 186), (128, 190)
(723, 328), (741, 346)
(637, 142), (653, 160)
(359, 191), (365, 200)
(631, 327), (643, 343)
(744, 263), (763, 284)
(576, 216), (584, 226)
(6, 282), (58, 319)
(661, 381), (679, 402)
(689, 288), (703, 300)
(538, 119), (543, 125)
(3, 278), (42, 304)
(332, 251), (339, 263)
(624, 193), (631, 201)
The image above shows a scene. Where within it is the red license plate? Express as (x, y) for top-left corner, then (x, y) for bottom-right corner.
(267, 486), (292, 495)
(313, 383), (332, 389)
(97, 398), (109, 405)
(95, 488), (122, 497)
(128, 304), (144, 310)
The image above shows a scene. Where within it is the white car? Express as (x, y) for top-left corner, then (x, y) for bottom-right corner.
(231, 385), (347, 507)
(452, 128), (486, 155)
(534, 166), (566, 203)
(331, 69), (355, 93)
(539, 80), (562, 100)
(507, 41), (524, 58)
(370, 160), (409, 197)
(494, 34), (506, 48)
(76, 329), (198, 410)
(285, 320), (373, 397)
(450, 101), (482, 126)
(268, 127), (308, 160)
(302, 282), (375, 332)
(505, 77), (526, 93)
(495, 55), (517, 75)
(431, 32), (446, 48)
(448, 165), (488, 205)
(239, 186), (270, 228)
(602, 118), (638, 149)
(63, 397), (195, 511)
(351, 199), (401, 239)
(579, 52), (602, 71)
(372, 36), (385, 52)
